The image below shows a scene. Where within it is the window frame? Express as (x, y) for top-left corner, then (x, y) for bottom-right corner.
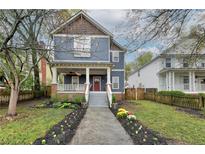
(165, 57), (171, 68)
(112, 51), (119, 62)
(112, 76), (119, 89)
(73, 36), (91, 57)
(71, 76), (79, 85)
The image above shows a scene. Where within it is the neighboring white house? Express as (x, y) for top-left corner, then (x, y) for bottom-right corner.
(128, 38), (205, 93)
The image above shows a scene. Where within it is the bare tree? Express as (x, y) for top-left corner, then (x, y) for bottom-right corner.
(0, 10), (50, 116)
(121, 9), (205, 54)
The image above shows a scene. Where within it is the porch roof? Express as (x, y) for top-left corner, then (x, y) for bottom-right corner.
(51, 61), (113, 68)
(159, 68), (205, 74)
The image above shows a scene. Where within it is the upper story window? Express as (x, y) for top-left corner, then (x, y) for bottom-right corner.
(165, 58), (171, 68)
(201, 63), (205, 68)
(112, 51), (119, 62)
(74, 36), (91, 57)
(183, 59), (189, 68)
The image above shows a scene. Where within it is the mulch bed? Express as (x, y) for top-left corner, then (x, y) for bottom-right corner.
(111, 108), (167, 145)
(33, 107), (87, 145)
(175, 107), (205, 119)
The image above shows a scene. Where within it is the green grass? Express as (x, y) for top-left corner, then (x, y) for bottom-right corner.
(0, 100), (72, 144)
(121, 100), (205, 144)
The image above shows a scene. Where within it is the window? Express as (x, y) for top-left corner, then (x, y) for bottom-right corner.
(201, 63), (205, 68)
(138, 71), (140, 77)
(165, 58), (171, 68)
(112, 52), (119, 62)
(183, 76), (189, 90)
(72, 76), (79, 85)
(183, 59), (189, 68)
(112, 76), (119, 89)
(74, 36), (91, 57)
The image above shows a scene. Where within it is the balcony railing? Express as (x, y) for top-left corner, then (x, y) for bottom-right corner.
(57, 84), (85, 91)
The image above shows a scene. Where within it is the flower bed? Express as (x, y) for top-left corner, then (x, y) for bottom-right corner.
(111, 107), (167, 145)
(33, 107), (87, 145)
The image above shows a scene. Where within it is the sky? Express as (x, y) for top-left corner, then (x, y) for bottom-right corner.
(88, 9), (147, 63)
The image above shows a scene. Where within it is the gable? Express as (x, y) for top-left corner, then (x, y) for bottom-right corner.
(52, 11), (112, 36)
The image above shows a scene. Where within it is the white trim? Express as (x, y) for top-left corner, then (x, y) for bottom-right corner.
(112, 76), (119, 89)
(53, 60), (110, 63)
(90, 91), (106, 94)
(50, 11), (113, 37)
(110, 50), (125, 53)
(71, 76), (79, 85)
(112, 92), (125, 94)
(56, 66), (110, 69)
(93, 76), (101, 91)
(112, 69), (124, 71)
(57, 91), (84, 94)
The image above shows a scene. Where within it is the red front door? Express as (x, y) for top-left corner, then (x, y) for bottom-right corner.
(93, 76), (101, 91)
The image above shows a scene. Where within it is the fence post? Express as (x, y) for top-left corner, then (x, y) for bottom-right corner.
(199, 96), (203, 109)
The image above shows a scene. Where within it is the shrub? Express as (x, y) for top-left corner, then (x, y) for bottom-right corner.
(118, 108), (127, 112)
(157, 91), (185, 97)
(127, 115), (137, 121)
(112, 95), (116, 103)
(116, 111), (128, 119)
(73, 96), (85, 103)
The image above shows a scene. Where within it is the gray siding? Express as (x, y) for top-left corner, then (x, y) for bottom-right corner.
(54, 36), (109, 61)
(111, 71), (125, 92)
(110, 52), (125, 69)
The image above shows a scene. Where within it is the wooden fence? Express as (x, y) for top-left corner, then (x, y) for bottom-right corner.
(144, 92), (205, 110)
(125, 88), (145, 100)
(0, 92), (34, 106)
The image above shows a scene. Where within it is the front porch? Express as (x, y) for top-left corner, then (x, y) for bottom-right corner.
(159, 69), (205, 93)
(51, 63), (113, 106)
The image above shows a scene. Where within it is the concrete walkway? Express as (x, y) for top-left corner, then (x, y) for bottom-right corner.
(69, 107), (133, 145)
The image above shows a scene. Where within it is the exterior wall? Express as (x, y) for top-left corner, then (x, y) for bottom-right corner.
(113, 93), (125, 101)
(111, 71), (125, 92)
(51, 84), (57, 97)
(54, 93), (84, 101)
(128, 58), (162, 89)
(54, 36), (110, 62)
(64, 74), (107, 91)
(110, 52), (124, 69)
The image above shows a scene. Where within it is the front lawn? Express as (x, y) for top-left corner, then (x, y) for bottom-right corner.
(0, 100), (72, 144)
(120, 100), (205, 144)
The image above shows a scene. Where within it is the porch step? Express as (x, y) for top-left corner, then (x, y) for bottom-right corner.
(89, 92), (108, 107)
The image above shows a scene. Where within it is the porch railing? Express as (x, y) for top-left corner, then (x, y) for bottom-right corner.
(57, 84), (85, 91)
(107, 84), (112, 108)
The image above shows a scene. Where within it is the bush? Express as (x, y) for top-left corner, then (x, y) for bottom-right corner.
(73, 96), (85, 103)
(116, 111), (128, 119)
(127, 115), (137, 121)
(112, 95), (116, 103)
(158, 91), (185, 97)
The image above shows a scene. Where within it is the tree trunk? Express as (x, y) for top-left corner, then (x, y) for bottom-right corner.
(32, 48), (41, 98)
(7, 87), (19, 116)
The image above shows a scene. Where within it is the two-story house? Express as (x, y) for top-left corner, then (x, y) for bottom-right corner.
(50, 11), (126, 106)
(128, 38), (205, 93)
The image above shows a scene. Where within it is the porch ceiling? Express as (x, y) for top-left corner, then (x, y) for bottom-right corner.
(57, 68), (107, 75)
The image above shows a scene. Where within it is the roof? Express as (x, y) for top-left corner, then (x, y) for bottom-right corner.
(50, 10), (126, 52)
(51, 10), (113, 36)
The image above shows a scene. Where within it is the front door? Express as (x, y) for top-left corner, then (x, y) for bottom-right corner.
(93, 76), (101, 91)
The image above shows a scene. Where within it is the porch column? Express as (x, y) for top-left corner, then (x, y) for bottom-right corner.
(51, 67), (57, 97)
(168, 72), (172, 91)
(166, 72), (169, 90)
(192, 71), (196, 92)
(172, 72), (175, 90)
(107, 67), (111, 84)
(52, 67), (57, 84)
(86, 67), (90, 84)
(189, 71), (192, 92)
